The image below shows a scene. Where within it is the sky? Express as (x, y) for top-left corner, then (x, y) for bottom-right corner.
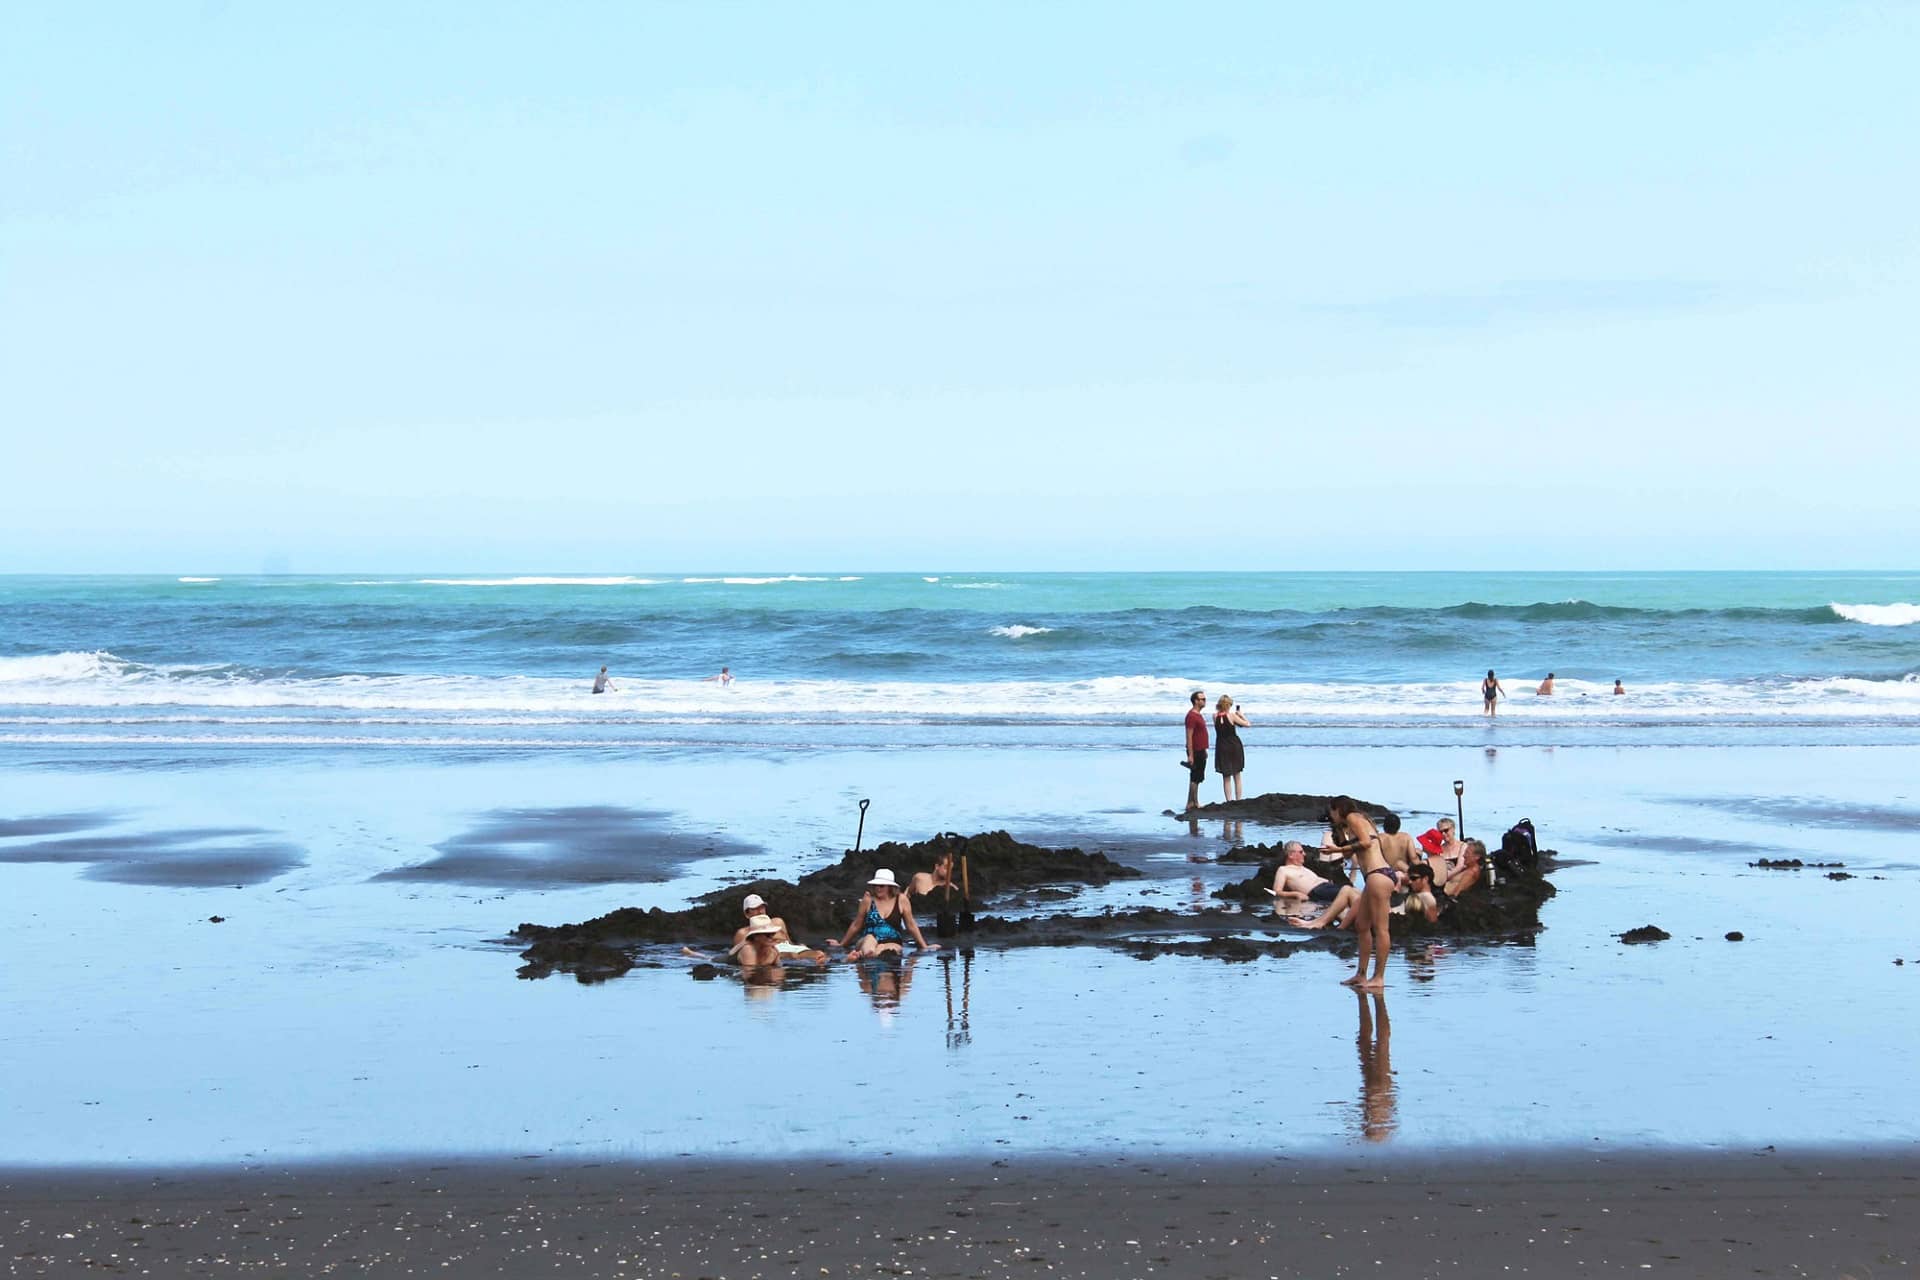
(2, 2), (1915, 573)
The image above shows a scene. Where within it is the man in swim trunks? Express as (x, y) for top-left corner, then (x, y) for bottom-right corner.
(1181, 690), (1209, 814)
(1269, 841), (1344, 917)
(592, 665), (612, 694)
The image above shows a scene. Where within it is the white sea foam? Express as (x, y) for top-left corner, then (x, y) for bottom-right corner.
(5, 657), (1920, 725)
(415, 576), (663, 586)
(922, 577), (941, 583)
(176, 577), (220, 584)
(680, 575), (832, 585)
(1831, 602), (1920, 626)
(990, 625), (1054, 639)
(948, 582), (1006, 589)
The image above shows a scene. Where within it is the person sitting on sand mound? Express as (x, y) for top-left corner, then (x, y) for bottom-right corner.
(907, 849), (957, 905)
(828, 869), (940, 958)
(1439, 840), (1487, 901)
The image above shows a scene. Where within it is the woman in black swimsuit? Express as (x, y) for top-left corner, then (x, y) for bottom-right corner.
(1481, 669), (1506, 717)
(1212, 695), (1250, 802)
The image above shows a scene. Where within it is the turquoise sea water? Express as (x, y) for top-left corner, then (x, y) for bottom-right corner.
(2, 571), (1917, 748)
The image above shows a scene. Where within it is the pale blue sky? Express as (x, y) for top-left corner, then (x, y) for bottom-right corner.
(2, 2), (1915, 572)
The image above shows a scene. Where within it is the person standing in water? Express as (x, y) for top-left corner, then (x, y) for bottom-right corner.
(1213, 695), (1250, 803)
(592, 665), (613, 694)
(1481, 669), (1506, 716)
(1614, 678), (1625, 695)
(1536, 672), (1555, 696)
(1181, 690), (1209, 814)
(1328, 795), (1392, 989)
(702, 666), (734, 686)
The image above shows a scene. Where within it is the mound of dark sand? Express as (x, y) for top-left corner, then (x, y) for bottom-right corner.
(1172, 792), (1399, 828)
(513, 831), (1141, 978)
(1620, 924), (1671, 944)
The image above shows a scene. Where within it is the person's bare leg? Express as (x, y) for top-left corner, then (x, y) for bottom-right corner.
(1222, 773), (1231, 803)
(1361, 879), (1393, 988)
(1300, 886), (1357, 930)
(1344, 893), (1372, 984)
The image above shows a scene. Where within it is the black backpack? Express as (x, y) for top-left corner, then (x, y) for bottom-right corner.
(1496, 819), (1538, 878)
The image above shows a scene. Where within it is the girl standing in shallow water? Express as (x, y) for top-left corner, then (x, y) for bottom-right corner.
(1328, 795), (1394, 989)
(1482, 669), (1506, 716)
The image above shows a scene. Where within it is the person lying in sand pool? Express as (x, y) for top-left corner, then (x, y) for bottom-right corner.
(1268, 841), (1345, 916)
(682, 915), (799, 968)
(1392, 862), (1441, 924)
(828, 869), (939, 957)
(730, 893), (830, 964)
(1426, 818), (1468, 890)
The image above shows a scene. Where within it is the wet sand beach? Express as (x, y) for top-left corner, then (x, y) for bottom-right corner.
(6, 1150), (1915, 1278)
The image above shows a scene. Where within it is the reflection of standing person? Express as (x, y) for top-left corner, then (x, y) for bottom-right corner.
(1213, 695), (1250, 802)
(1355, 992), (1397, 1143)
(1481, 669), (1506, 716)
(1181, 690), (1209, 813)
(702, 665), (734, 686)
(592, 665), (613, 694)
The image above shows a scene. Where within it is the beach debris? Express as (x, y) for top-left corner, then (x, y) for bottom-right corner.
(1825, 871), (1854, 880)
(207, 915), (225, 923)
(1619, 925), (1671, 944)
(1725, 931), (1744, 941)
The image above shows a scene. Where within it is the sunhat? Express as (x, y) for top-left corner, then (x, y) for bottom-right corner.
(745, 914), (781, 936)
(742, 893), (767, 910)
(867, 869), (900, 889)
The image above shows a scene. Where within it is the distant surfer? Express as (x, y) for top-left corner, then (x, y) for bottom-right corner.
(702, 666), (734, 686)
(592, 666), (614, 694)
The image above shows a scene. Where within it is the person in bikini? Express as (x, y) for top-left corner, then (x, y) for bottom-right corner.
(1327, 795), (1395, 988)
(828, 869), (939, 957)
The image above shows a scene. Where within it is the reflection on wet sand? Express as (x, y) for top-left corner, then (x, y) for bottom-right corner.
(854, 954), (921, 1024)
(1355, 992), (1396, 1143)
(942, 950), (973, 1049)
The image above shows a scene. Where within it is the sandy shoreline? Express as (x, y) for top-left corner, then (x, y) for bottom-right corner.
(5, 1149), (1913, 1278)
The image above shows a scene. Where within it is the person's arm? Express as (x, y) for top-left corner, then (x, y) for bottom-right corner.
(828, 894), (869, 948)
(901, 902), (938, 950)
(1230, 708), (1250, 727)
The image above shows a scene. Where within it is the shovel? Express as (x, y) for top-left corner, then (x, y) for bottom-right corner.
(959, 853), (975, 931)
(853, 798), (869, 855)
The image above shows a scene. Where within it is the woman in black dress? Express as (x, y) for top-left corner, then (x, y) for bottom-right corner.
(1213, 694), (1251, 802)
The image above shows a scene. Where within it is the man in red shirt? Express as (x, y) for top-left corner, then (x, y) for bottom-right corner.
(1182, 690), (1209, 813)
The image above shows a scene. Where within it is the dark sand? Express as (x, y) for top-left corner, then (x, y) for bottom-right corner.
(373, 805), (760, 887)
(5, 1151), (1913, 1278)
(0, 815), (305, 887)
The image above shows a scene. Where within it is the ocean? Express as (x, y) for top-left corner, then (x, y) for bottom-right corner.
(4, 571), (1919, 751)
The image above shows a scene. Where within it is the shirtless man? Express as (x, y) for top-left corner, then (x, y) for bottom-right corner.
(1268, 841), (1345, 917)
(1373, 813), (1420, 879)
(1439, 840), (1487, 900)
(907, 849), (957, 903)
(1537, 672), (1555, 696)
(1393, 862), (1441, 924)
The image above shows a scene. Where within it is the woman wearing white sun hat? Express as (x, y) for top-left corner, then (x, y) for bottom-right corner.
(828, 869), (939, 957)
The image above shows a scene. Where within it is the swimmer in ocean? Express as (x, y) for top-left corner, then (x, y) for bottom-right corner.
(592, 666), (613, 694)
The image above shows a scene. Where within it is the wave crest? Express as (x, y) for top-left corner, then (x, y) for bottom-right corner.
(1831, 602), (1920, 627)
